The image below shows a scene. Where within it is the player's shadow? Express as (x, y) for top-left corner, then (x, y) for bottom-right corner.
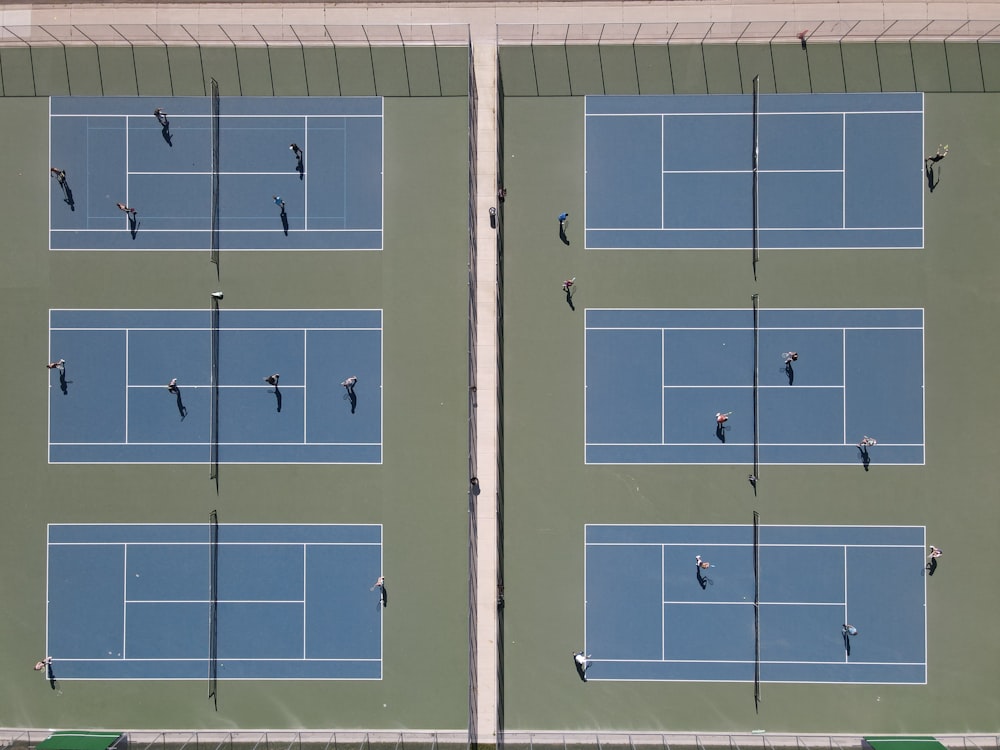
(784, 361), (795, 385)
(925, 160), (941, 192)
(858, 445), (871, 471)
(129, 215), (139, 240)
(345, 389), (357, 414)
(716, 423), (727, 442)
(559, 225), (570, 246)
(925, 557), (938, 576)
(296, 156), (305, 180)
(375, 584), (388, 610)
(843, 630), (852, 656)
(46, 662), (60, 691)
(280, 207), (289, 236)
(61, 182), (76, 211)
(161, 121), (173, 147)
(565, 289), (575, 311)
(174, 388), (188, 420)
(272, 385), (282, 413)
(59, 369), (69, 395)
(696, 566), (711, 589)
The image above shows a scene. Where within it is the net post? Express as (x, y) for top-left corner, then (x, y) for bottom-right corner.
(208, 509), (219, 709)
(751, 74), (760, 278)
(210, 78), (220, 269)
(753, 510), (760, 711)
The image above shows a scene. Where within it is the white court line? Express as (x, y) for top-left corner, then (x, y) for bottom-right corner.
(842, 328), (848, 443)
(585, 441), (922, 447)
(590, 542), (923, 549)
(51, 227), (358, 233)
(586, 109), (923, 117)
(664, 600), (846, 606)
(662, 169), (844, 174)
(585, 226), (922, 231)
(130, 604), (308, 608)
(52, 541), (378, 546)
(124, 329), (130, 443)
(52, 113), (379, 119)
(51, 441), (382, 446)
(122, 544), (128, 659)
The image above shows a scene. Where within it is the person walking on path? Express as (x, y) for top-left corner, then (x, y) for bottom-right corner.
(166, 378), (179, 393)
(46, 359), (66, 371)
(264, 374), (280, 387)
(116, 202), (137, 215)
(573, 651), (592, 682)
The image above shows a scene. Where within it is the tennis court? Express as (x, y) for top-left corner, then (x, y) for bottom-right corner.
(47, 523), (383, 680)
(49, 96), (383, 251)
(585, 524), (926, 684)
(585, 308), (924, 465)
(585, 93), (923, 249)
(48, 309), (382, 464)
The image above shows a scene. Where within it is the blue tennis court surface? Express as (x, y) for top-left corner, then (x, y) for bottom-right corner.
(47, 523), (382, 680)
(585, 524), (926, 684)
(585, 93), (923, 250)
(48, 309), (382, 464)
(585, 308), (924, 465)
(49, 96), (382, 251)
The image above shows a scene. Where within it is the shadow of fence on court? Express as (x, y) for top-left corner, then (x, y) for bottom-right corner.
(496, 21), (1000, 96)
(0, 24), (471, 97)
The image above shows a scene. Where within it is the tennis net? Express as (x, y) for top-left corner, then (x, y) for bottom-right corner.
(208, 509), (219, 709)
(751, 293), (760, 481)
(751, 74), (760, 277)
(210, 78), (220, 267)
(209, 298), (220, 479)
